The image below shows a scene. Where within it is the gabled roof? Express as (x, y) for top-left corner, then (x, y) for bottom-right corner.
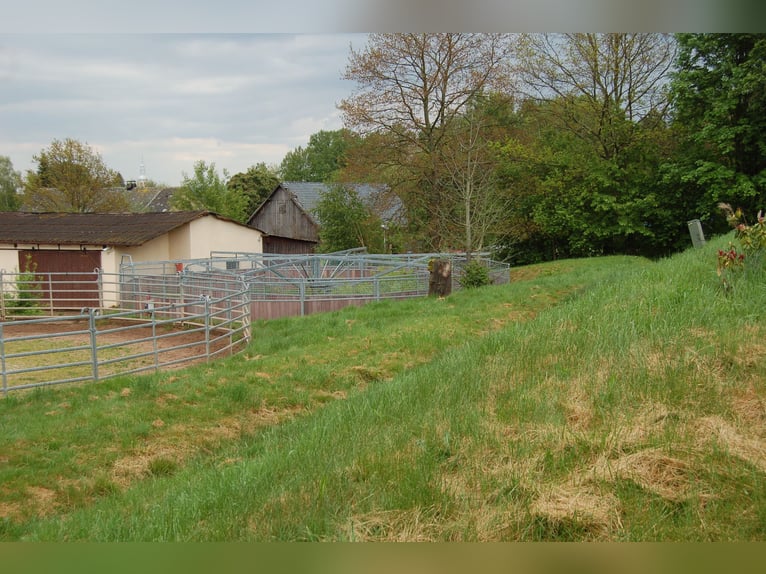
(0, 211), (248, 247)
(279, 182), (327, 214)
(144, 188), (178, 212)
(280, 182), (398, 221)
(122, 187), (178, 212)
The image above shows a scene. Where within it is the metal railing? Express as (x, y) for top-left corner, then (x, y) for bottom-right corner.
(1, 250), (509, 392)
(207, 251), (510, 320)
(1, 292), (250, 395)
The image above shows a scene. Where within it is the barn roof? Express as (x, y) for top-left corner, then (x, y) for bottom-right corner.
(143, 187), (178, 212)
(0, 211), (249, 247)
(281, 182), (393, 216)
(273, 182), (402, 227)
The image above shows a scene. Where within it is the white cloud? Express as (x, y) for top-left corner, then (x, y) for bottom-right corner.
(172, 75), (256, 96)
(0, 33), (363, 186)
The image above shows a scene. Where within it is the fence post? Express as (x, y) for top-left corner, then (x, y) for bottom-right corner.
(299, 282), (306, 316)
(96, 268), (104, 309)
(89, 308), (99, 382)
(242, 285), (252, 342)
(204, 296), (211, 361)
(152, 308), (159, 371)
(374, 277), (380, 301)
(47, 273), (54, 314)
(1, 323), (7, 396)
(0, 269), (5, 320)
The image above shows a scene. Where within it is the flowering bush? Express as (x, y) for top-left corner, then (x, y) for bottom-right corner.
(720, 203), (766, 257)
(717, 203), (766, 292)
(716, 243), (745, 293)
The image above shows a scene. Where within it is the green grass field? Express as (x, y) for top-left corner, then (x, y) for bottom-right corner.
(1, 233), (764, 541)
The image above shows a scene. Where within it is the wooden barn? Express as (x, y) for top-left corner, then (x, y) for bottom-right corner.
(247, 182), (395, 254)
(247, 183), (320, 254)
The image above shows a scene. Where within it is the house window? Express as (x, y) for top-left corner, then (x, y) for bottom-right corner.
(226, 260), (238, 270)
(278, 201), (287, 215)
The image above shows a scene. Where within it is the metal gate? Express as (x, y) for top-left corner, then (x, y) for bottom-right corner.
(18, 249), (101, 310)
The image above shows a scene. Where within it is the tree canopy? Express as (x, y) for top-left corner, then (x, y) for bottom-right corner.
(665, 33), (766, 227)
(339, 33), (514, 251)
(226, 162), (280, 217)
(279, 129), (357, 183)
(337, 33), (689, 260)
(171, 160), (249, 223)
(0, 155), (22, 211)
(22, 138), (129, 213)
(516, 33), (676, 163)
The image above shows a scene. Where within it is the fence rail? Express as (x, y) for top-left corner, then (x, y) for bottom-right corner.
(1, 250), (508, 393)
(215, 251), (509, 320)
(1, 292), (250, 395)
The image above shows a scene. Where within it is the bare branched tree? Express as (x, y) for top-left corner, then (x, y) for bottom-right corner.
(437, 97), (511, 256)
(340, 33), (515, 250)
(516, 33), (676, 162)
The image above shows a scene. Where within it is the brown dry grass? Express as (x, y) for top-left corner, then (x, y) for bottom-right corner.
(344, 507), (444, 542)
(695, 416), (766, 473)
(589, 448), (694, 501)
(530, 485), (623, 539)
(453, 374), (765, 541)
(109, 405), (304, 489)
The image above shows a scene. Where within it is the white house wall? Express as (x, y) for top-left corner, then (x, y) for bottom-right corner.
(168, 224), (192, 260)
(114, 234), (174, 269)
(0, 215), (263, 310)
(0, 249), (17, 273)
(187, 217), (263, 257)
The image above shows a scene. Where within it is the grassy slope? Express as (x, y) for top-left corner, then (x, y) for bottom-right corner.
(1, 237), (764, 541)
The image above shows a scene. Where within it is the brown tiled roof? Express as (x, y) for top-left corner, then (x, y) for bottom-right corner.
(0, 211), (217, 247)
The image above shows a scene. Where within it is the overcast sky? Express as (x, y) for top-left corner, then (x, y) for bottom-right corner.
(0, 33), (366, 187)
(1, 1), (756, 189)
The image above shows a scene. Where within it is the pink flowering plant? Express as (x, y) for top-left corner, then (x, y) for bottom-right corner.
(717, 203), (766, 292)
(716, 242), (746, 293)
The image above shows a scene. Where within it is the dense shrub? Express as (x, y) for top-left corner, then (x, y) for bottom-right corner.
(460, 259), (491, 289)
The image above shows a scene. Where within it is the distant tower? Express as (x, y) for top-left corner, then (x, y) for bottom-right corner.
(138, 156), (147, 189)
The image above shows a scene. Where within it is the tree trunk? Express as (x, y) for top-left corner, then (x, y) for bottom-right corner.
(428, 259), (452, 297)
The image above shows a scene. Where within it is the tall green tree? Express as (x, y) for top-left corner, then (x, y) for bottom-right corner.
(666, 33), (766, 228)
(0, 155), (22, 211)
(227, 162), (280, 217)
(492, 33), (681, 263)
(495, 94), (680, 263)
(23, 138), (129, 213)
(171, 160), (248, 222)
(279, 129), (357, 182)
(312, 184), (381, 253)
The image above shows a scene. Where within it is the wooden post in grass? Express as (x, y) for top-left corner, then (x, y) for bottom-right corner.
(428, 259), (452, 297)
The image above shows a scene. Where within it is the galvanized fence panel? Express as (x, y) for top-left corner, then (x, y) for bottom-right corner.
(1, 250), (508, 393)
(1, 290), (250, 395)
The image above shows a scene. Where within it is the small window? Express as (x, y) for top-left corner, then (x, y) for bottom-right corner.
(278, 200), (287, 215)
(226, 260), (238, 270)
